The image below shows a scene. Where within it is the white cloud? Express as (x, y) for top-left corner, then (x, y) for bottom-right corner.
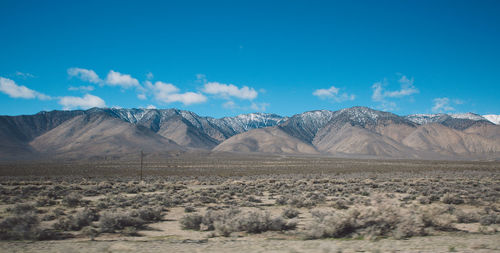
(202, 81), (258, 100)
(313, 86), (355, 102)
(58, 94), (106, 110)
(146, 72), (154, 80)
(146, 81), (207, 105)
(0, 77), (51, 100)
(146, 81), (179, 98)
(146, 105), (156, 109)
(105, 70), (139, 88)
(162, 92), (207, 105)
(371, 81), (385, 102)
(372, 76), (419, 102)
(68, 85), (94, 92)
(384, 76), (419, 98)
(137, 93), (147, 100)
(67, 68), (101, 84)
(371, 75), (419, 111)
(250, 102), (269, 111)
(432, 97), (455, 113)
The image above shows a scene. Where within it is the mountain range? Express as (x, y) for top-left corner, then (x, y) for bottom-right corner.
(1, 107), (499, 161)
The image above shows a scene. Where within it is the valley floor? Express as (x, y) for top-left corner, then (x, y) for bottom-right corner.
(0, 155), (499, 252)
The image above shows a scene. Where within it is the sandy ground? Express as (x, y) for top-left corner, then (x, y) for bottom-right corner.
(1, 233), (499, 253)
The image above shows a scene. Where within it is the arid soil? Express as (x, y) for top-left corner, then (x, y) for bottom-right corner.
(0, 156), (498, 252)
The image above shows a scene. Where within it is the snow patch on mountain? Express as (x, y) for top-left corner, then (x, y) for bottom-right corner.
(405, 114), (448, 125)
(219, 113), (288, 132)
(292, 110), (335, 128)
(336, 106), (384, 125)
(95, 108), (288, 138)
(449, 113), (486, 121)
(483, 115), (500, 125)
(405, 113), (489, 125)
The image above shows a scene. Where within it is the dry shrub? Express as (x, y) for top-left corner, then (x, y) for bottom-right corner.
(81, 226), (98, 240)
(135, 207), (163, 222)
(36, 196), (56, 207)
(288, 196), (319, 208)
(440, 193), (464, 205)
(0, 211), (68, 240)
(306, 204), (426, 240)
(330, 198), (349, 209)
(282, 208), (300, 219)
(10, 203), (37, 215)
(419, 205), (456, 231)
(121, 226), (139, 236)
(213, 209), (296, 236)
(54, 208), (99, 231)
(479, 213), (500, 226)
(275, 196), (288, 205)
(98, 211), (146, 233)
(181, 208), (296, 236)
(417, 196), (432, 205)
(454, 209), (480, 223)
(0, 212), (40, 240)
(180, 213), (203, 230)
(62, 192), (83, 207)
(201, 208), (240, 230)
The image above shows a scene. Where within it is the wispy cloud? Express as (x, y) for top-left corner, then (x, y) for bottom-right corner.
(202, 82), (258, 100)
(0, 77), (51, 100)
(313, 85), (355, 102)
(250, 102), (269, 111)
(372, 76), (419, 101)
(58, 94), (106, 110)
(146, 81), (207, 105)
(371, 75), (419, 111)
(67, 68), (102, 84)
(222, 100), (238, 109)
(432, 97), (457, 113)
(105, 70), (140, 88)
(161, 92), (207, 105)
(15, 71), (35, 79)
(68, 85), (94, 92)
(196, 73), (207, 83)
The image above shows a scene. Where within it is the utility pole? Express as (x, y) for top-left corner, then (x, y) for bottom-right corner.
(140, 150), (144, 181)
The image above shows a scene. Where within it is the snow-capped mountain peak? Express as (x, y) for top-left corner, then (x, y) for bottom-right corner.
(291, 110), (336, 128)
(337, 106), (382, 123)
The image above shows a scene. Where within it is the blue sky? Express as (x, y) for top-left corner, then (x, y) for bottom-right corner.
(1, 0), (499, 118)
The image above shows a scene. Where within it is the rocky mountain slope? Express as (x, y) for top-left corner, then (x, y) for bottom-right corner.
(1, 107), (499, 160)
(0, 108), (287, 159)
(213, 126), (318, 155)
(218, 107), (500, 159)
